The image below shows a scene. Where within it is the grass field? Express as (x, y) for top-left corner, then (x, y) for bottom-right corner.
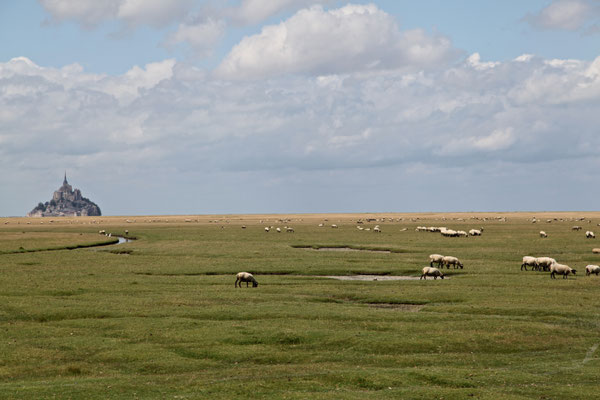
(0, 212), (599, 399)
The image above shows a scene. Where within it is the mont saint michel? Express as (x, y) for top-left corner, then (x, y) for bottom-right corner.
(27, 174), (101, 217)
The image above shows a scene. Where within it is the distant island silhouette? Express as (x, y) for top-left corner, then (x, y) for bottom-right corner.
(27, 173), (101, 217)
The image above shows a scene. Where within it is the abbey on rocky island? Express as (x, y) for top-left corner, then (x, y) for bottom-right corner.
(27, 173), (102, 217)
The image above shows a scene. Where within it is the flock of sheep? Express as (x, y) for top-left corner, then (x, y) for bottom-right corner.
(538, 229), (595, 238)
(521, 256), (600, 279)
(237, 217), (600, 287)
(416, 226), (483, 237)
(420, 254), (464, 280)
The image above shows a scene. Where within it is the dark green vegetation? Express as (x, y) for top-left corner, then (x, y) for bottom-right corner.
(0, 215), (599, 399)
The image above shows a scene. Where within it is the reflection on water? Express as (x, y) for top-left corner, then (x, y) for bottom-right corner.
(117, 237), (132, 244)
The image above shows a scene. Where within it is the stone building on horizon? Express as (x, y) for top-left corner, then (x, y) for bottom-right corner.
(27, 173), (102, 217)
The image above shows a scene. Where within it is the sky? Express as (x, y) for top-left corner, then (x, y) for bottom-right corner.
(1, 0), (600, 216)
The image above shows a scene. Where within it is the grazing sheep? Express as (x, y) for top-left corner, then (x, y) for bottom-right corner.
(585, 265), (600, 276)
(235, 272), (258, 288)
(265, 227), (270, 232)
(572, 226), (583, 231)
(331, 224), (338, 229)
(286, 227), (294, 233)
(429, 254), (445, 267)
(536, 257), (556, 272)
(373, 226), (381, 233)
(442, 256), (463, 269)
(550, 263), (576, 279)
(539, 231), (548, 238)
(441, 229), (458, 237)
(469, 229), (482, 236)
(521, 256), (539, 271)
(98, 230), (106, 235)
(457, 230), (468, 237)
(421, 267), (445, 280)
(276, 227), (281, 233)
(586, 231), (595, 238)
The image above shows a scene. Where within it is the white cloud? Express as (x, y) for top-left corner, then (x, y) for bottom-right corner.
(4, 52), (600, 214)
(165, 18), (225, 57)
(437, 129), (516, 156)
(524, 0), (600, 31)
(473, 128), (515, 151)
(117, 0), (194, 27)
(216, 4), (459, 79)
(39, 0), (121, 27)
(467, 53), (500, 70)
(225, 0), (335, 25)
(39, 0), (195, 27)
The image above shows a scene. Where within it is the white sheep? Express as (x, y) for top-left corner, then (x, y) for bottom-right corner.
(420, 267), (445, 280)
(585, 265), (600, 276)
(572, 226), (582, 231)
(536, 257), (556, 271)
(521, 256), (539, 271)
(442, 256), (463, 269)
(539, 231), (547, 238)
(457, 230), (468, 237)
(586, 231), (595, 238)
(550, 263), (576, 279)
(441, 229), (458, 237)
(276, 227), (281, 233)
(429, 254), (445, 268)
(264, 227), (270, 232)
(235, 272), (259, 288)
(286, 227), (294, 233)
(331, 224), (338, 229)
(373, 226), (381, 233)
(469, 229), (482, 236)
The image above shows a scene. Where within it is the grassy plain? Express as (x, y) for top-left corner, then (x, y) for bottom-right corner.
(0, 212), (599, 399)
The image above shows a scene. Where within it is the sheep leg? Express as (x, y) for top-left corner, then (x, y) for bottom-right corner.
(521, 263), (527, 271)
(235, 279), (239, 288)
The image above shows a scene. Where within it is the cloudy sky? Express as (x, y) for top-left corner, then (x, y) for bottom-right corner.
(2, 0), (600, 216)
